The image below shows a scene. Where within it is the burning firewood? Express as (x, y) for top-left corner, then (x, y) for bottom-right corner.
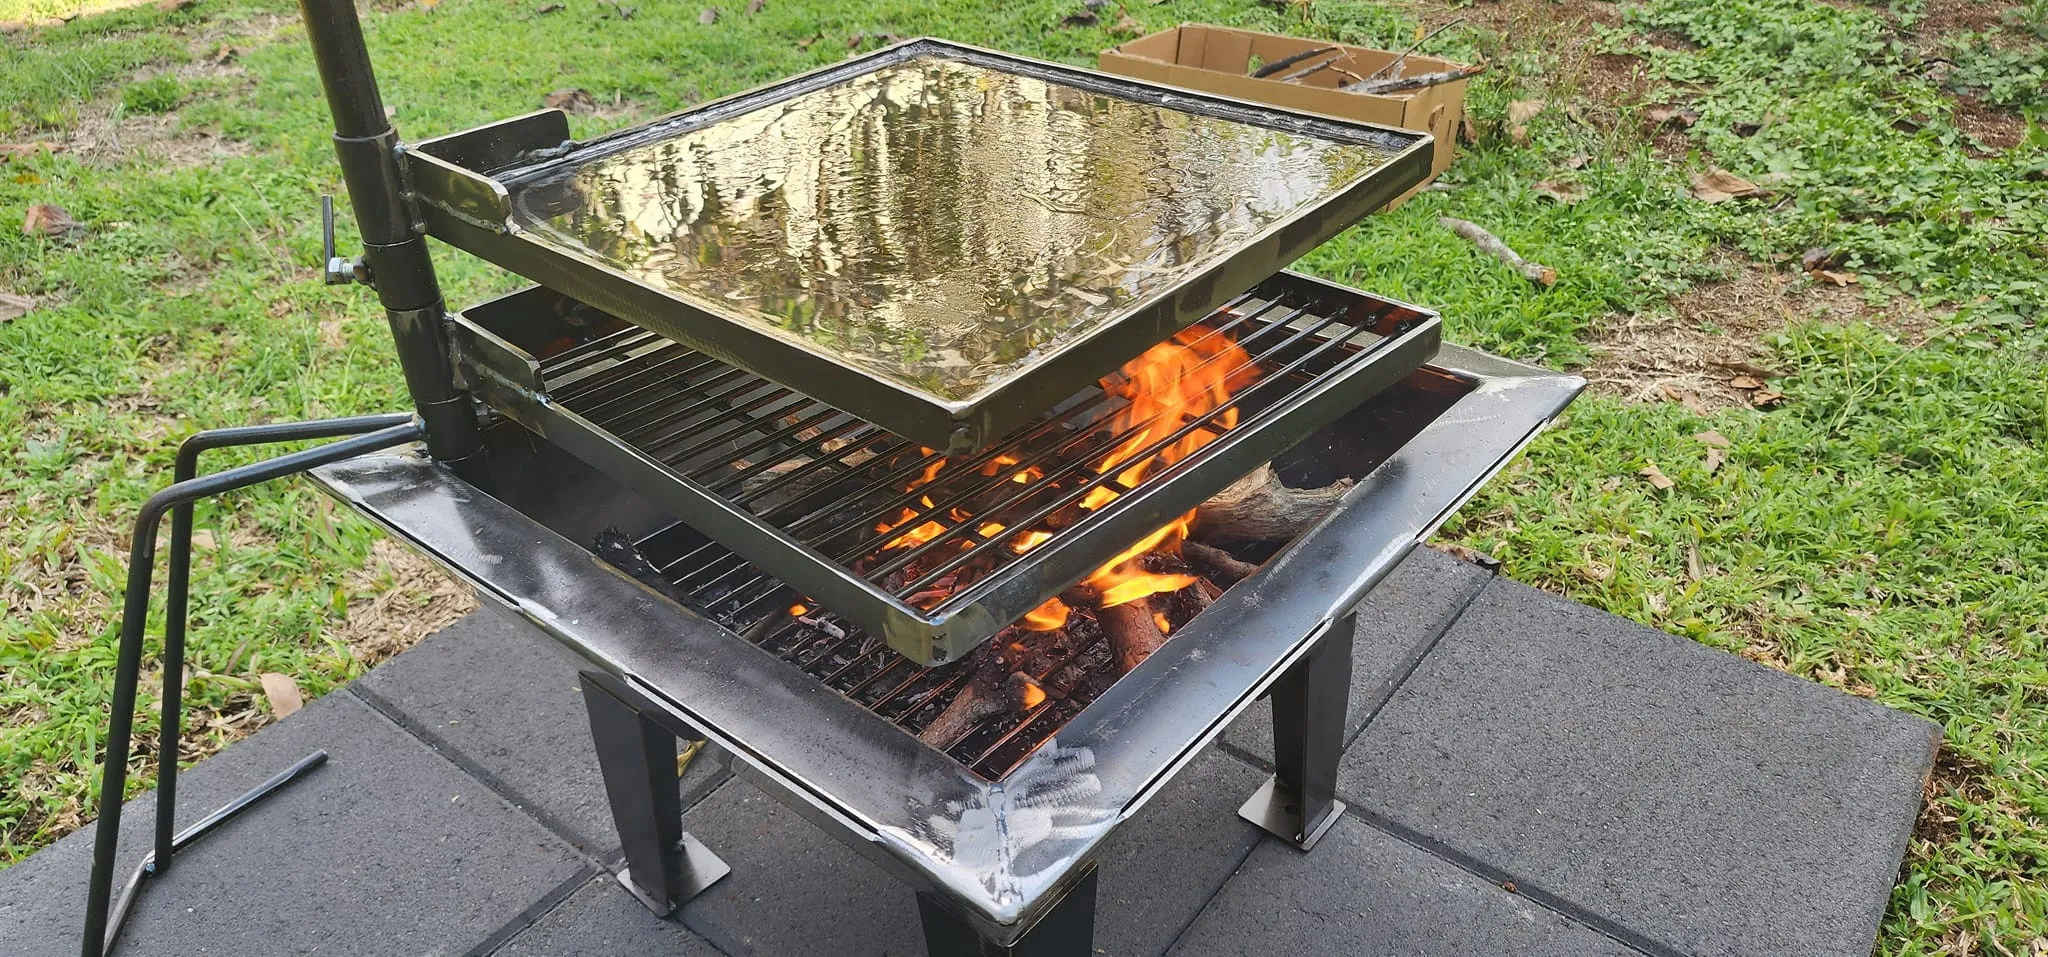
(1192, 464), (1353, 544)
(1096, 598), (1168, 673)
(919, 651), (1044, 750)
(1182, 540), (1259, 587)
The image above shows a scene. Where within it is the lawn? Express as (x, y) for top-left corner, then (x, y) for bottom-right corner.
(1, 0), (2043, 951)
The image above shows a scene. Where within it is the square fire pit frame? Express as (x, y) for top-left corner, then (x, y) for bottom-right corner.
(306, 341), (1580, 949)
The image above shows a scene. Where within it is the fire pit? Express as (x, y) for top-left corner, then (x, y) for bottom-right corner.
(75, 4), (1581, 955)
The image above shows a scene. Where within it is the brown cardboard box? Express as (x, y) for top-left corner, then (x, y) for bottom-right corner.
(1100, 24), (1467, 210)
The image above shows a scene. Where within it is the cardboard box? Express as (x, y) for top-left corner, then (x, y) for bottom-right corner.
(1100, 24), (1467, 210)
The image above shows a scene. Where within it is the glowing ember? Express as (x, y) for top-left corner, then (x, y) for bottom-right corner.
(790, 603), (808, 616)
(1152, 610), (1172, 634)
(1019, 680), (1047, 709)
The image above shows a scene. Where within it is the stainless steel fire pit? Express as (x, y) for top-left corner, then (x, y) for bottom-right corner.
(303, 341), (1576, 950)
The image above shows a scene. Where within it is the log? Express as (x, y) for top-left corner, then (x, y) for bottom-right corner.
(1183, 540), (1259, 587)
(920, 661), (1035, 749)
(1439, 217), (1557, 287)
(1193, 464), (1352, 544)
(1098, 597), (1167, 673)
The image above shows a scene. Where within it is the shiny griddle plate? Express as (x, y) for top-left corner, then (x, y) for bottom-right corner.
(449, 271), (1440, 665)
(407, 38), (1434, 453)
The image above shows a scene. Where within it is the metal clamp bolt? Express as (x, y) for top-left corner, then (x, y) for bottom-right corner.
(320, 195), (373, 287)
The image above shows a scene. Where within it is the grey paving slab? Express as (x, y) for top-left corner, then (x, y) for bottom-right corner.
(0, 691), (588, 957)
(353, 608), (732, 857)
(667, 750), (1266, 957)
(1170, 815), (1644, 957)
(496, 875), (726, 956)
(1341, 578), (1941, 957)
(1223, 546), (1491, 764)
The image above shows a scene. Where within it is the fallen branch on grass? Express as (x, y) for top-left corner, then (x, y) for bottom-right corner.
(1438, 217), (1557, 287)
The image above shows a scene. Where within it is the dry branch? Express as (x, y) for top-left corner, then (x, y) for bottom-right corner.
(1439, 217), (1557, 287)
(1251, 46), (1338, 78)
(1341, 62), (1487, 95)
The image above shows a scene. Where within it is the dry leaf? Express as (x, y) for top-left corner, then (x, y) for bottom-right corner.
(156, 0), (194, 11)
(22, 203), (81, 238)
(1061, 9), (1099, 26)
(1431, 542), (1501, 568)
(1639, 462), (1675, 490)
(260, 672), (304, 718)
(1532, 180), (1587, 205)
(1715, 359), (1782, 379)
(845, 31), (865, 48)
(418, 0), (439, 9)
(797, 31), (821, 48)
(1111, 10), (1142, 36)
(1729, 375), (1763, 390)
(1690, 168), (1768, 203)
(211, 43), (237, 65)
(543, 88), (598, 114)
(13, 171), (39, 185)
(1563, 152), (1591, 170)
(1506, 98), (1543, 145)
(535, 2), (563, 11)
(1507, 99), (1545, 125)
(1703, 446), (1726, 474)
(0, 292), (32, 323)
(1458, 115), (1478, 145)
(1751, 389), (1788, 408)
(1644, 103), (1700, 128)
(746, 0), (763, 11)
(698, 6), (717, 23)
(1692, 429), (1731, 448)
(1814, 269), (1858, 286)
(1685, 544), (1704, 580)
(1658, 383), (1709, 417)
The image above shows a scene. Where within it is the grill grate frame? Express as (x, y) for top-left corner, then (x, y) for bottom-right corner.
(449, 272), (1441, 664)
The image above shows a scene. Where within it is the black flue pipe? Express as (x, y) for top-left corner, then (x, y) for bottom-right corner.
(296, 0), (483, 467)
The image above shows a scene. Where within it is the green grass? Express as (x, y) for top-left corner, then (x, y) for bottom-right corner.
(1, 0), (2044, 951)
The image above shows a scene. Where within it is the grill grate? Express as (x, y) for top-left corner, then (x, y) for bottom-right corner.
(635, 525), (1112, 780)
(536, 290), (1415, 628)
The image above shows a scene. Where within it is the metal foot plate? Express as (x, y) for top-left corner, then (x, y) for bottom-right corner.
(616, 832), (731, 915)
(1237, 776), (1345, 851)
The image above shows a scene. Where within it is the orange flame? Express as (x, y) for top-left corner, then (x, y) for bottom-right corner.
(1009, 530), (1053, 554)
(1152, 610), (1172, 634)
(1019, 679), (1047, 709)
(1021, 596), (1069, 631)
(790, 603), (808, 616)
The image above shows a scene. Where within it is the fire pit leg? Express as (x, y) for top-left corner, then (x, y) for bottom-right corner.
(1239, 612), (1353, 850)
(916, 864), (1097, 956)
(579, 671), (730, 915)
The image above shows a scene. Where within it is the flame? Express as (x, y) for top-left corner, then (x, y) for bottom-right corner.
(790, 603), (808, 616)
(1009, 530), (1053, 554)
(1153, 610), (1172, 634)
(914, 448), (947, 486)
(876, 502), (948, 551)
(1019, 680), (1046, 709)
(1021, 596), (1069, 631)
(1071, 326), (1251, 609)
(871, 324), (1253, 621)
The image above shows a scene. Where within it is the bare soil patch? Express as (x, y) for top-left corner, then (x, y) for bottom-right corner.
(1582, 259), (1934, 411)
